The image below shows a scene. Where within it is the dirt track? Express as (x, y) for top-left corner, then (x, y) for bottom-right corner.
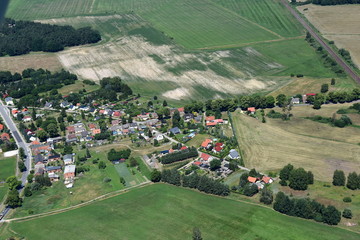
(281, 0), (360, 84)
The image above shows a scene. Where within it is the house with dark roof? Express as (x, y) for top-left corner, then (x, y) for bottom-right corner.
(45, 165), (62, 174)
(228, 149), (240, 159)
(170, 127), (181, 135)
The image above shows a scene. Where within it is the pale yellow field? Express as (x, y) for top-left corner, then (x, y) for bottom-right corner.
(0, 53), (62, 73)
(297, 4), (360, 68)
(232, 109), (360, 182)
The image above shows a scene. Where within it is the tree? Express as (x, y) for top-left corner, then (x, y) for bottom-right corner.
(260, 188), (273, 205)
(307, 171), (314, 184)
(37, 130), (48, 142)
(6, 176), (21, 190)
(27, 174), (34, 183)
(273, 192), (293, 214)
(153, 139), (159, 146)
(321, 84), (329, 93)
(322, 206), (341, 225)
(342, 209), (352, 219)
(61, 108), (67, 118)
(129, 157), (138, 167)
(279, 164), (293, 181)
(243, 183), (259, 197)
(276, 94), (287, 107)
(24, 186), (32, 197)
(163, 100), (168, 107)
(5, 189), (22, 208)
(313, 100), (322, 109)
(249, 168), (258, 177)
(193, 227), (202, 240)
(63, 144), (73, 155)
(172, 110), (181, 127)
(98, 161), (106, 169)
(210, 159), (221, 171)
(332, 170), (345, 186)
(18, 161), (26, 172)
(67, 115), (74, 123)
(148, 129), (153, 138)
(150, 170), (162, 182)
(19, 147), (25, 160)
(81, 111), (86, 120)
(331, 78), (336, 85)
(35, 175), (52, 187)
(346, 172), (359, 190)
(46, 123), (58, 137)
(86, 148), (91, 158)
(289, 168), (309, 190)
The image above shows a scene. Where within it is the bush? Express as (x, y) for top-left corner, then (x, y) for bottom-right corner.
(279, 179), (288, 186)
(342, 209), (352, 219)
(98, 161), (106, 169)
(150, 170), (161, 182)
(103, 177), (112, 183)
(343, 197), (352, 203)
(243, 183), (259, 197)
(260, 188), (273, 205)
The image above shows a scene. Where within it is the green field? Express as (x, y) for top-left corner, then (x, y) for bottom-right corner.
(6, 184), (359, 240)
(114, 163), (147, 187)
(212, 0), (304, 37)
(0, 156), (17, 202)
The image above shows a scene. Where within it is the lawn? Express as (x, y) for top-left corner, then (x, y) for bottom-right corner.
(186, 134), (212, 148)
(0, 156), (17, 203)
(113, 163), (147, 187)
(231, 110), (360, 182)
(212, 0), (304, 37)
(6, 184), (360, 239)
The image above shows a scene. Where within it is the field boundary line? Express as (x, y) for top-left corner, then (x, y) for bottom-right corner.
(203, 0), (283, 39)
(197, 36), (304, 50)
(5, 181), (152, 223)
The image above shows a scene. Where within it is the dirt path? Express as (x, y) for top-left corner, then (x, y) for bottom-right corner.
(4, 181), (152, 223)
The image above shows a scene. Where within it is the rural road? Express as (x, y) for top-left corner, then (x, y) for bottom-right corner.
(0, 101), (32, 220)
(281, 0), (360, 84)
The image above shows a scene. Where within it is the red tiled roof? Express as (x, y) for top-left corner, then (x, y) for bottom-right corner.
(206, 122), (217, 126)
(247, 107), (256, 112)
(193, 161), (201, 166)
(169, 149), (174, 153)
(306, 93), (316, 96)
(1, 133), (10, 140)
(206, 116), (215, 121)
(248, 176), (257, 183)
(0, 124), (4, 130)
(214, 119), (224, 123)
(88, 123), (96, 129)
(178, 107), (184, 112)
(113, 111), (121, 117)
(200, 153), (211, 161)
(31, 140), (40, 145)
(92, 129), (101, 135)
(180, 146), (187, 151)
(201, 139), (212, 148)
(262, 176), (272, 184)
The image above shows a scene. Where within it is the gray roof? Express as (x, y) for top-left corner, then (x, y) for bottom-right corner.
(63, 154), (73, 160)
(170, 127), (181, 134)
(229, 149), (239, 159)
(34, 154), (44, 163)
(45, 166), (62, 171)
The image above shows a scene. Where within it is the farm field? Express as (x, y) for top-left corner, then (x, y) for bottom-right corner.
(297, 4), (360, 68)
(212, 0), (304, 37)
(0, 156), (17, 203)
(0, 53), (62, 74)
(5, 184), (360, 240)
(232, 109), (360, 182)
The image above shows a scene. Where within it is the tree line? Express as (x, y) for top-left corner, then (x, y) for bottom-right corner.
(333, 169), (360, 190)
(0, 18), (101, 56)
(152, 169), (230, 196)
(274, 191), (341, 225)
(311, 0), (360, 5)
(160, 147), (198, 164)
(107, 148), (131, 161)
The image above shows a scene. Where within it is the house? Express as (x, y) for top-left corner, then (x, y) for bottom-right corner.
(88, 123), (97, 130)
(11, 109), (19, 117)
(80, 131), (89, 140)
(160, 150), (169, 155)
(291, 97), (300, 105)
(45, 165), (62, 174)
(66, 134), (77, 143)
(170, 127), (181, 135)
(228, 149), (240, 159)
(156, 134), (164, 141)
(34, 163), (45, 176)
(34, 154), (45, 165)
(200, 152), (212, 162)
(48, 154), (61, 162)
(22, 116), (32, 122)
(92, 129), (101, 135)
(111, 120), (119, 126)
(247, 107), (256, 114)
(67, 126), (75, 134)
(0, 124), (4, 131)
(47, 136), (63, 144)
(64, 165), (76, 180)
(194, 115), (202, 123)
(214, 142), (224, 152)
(180, 146), (188, 151)
(5, 97), (13, 105)
(31, 143), (52, 155)
(112, 111), (121, 118)
(201, 139), (212, 148)
(206, 116), (215, 122)
(63, 154), (74, 165)
(261, 176), (273, 184)
(48, 172), (60, 182)
(1, 133), (10, 141)
(44, 101), (53, 108)
(184, 113), (194, 122)
(247, 176), (257, 183)
(193, 161), (201, 166)
(60, 101), (70, 108)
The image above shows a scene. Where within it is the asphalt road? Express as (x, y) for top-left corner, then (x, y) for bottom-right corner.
(0, 101), (32, 220)
(281, 0), (360, 84)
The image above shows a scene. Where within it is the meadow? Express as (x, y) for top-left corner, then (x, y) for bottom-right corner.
(0, 156), (16, 203)
(5, 184), (360, 240)
(231, 109), (360, 182)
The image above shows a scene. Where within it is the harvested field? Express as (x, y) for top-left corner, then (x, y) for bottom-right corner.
(232, 110), (360, 182)
(297, 4), (360, 68)
(0, 53), (62, 73)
